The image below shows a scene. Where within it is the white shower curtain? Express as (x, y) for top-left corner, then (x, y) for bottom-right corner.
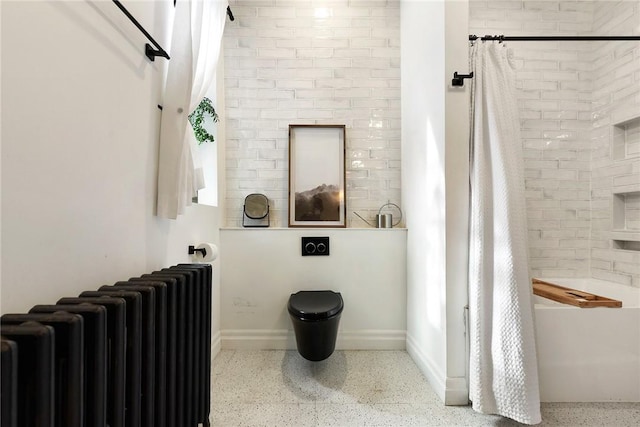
(468, 42), (541, 425)
(157, 0), (228, 219)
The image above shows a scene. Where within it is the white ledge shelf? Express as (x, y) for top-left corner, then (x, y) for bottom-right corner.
(220, 227), (408, 231)
(610, 230), (640, 242)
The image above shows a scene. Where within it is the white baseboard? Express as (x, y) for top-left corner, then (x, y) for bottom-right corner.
(211, 330), (221, 360)
(406, 333), (469, 406)
(406, 333), (447, 403)
(337, 330), (406, 350)
(445, 377), (469, 406)
(221, 329), (406, 350)
(221, 329), (294, 350)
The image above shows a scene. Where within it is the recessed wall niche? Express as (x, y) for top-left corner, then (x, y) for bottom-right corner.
(612, 117), (640, 161)
(612, 190), (640, 251)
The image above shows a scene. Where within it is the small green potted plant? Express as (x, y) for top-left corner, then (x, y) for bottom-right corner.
(189, 97), (219, 144)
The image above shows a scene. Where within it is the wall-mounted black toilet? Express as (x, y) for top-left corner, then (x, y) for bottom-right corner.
(288, 290), (343, 361)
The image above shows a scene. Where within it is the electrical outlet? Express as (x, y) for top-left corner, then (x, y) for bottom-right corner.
(301, 237), (330, 256)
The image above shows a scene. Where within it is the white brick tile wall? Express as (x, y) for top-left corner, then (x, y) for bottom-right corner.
(223, 0), (400, 227)
(590, 1), (640, 288)
(471, 0), (640, 287)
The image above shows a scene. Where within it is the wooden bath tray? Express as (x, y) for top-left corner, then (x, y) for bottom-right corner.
(532, 279), (622, 308)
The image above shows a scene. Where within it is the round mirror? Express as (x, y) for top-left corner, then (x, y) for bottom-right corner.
(244, 194), (269, 219)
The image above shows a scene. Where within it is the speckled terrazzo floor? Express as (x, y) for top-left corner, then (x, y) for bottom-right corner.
(211, 350), (640, 426)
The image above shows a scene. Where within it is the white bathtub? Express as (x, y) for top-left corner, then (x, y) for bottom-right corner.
(534, 278), (640, 402)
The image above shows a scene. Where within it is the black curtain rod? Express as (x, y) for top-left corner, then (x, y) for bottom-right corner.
(113, 0), (170, 61)
(174, 1), (234, 21)
(470, 34), (640, 41)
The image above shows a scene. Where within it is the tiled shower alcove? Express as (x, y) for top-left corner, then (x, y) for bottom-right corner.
(612, 117), (640, 252)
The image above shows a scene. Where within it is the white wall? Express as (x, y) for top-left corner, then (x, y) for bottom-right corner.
(0, 1), (221, 340)
(401, 0), (469, 405)
(219, 228), (407, 350)
(444, 0), (471, 405)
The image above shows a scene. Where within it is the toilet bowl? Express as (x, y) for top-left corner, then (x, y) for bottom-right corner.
(288, 290), (343, 361)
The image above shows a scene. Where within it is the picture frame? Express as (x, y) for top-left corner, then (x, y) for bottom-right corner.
(288, 124), (346, 228)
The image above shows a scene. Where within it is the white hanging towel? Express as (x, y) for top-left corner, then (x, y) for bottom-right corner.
(468, 42), (541, 425)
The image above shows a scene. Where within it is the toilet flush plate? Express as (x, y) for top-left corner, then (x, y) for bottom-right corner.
(301, 237), (330, 256)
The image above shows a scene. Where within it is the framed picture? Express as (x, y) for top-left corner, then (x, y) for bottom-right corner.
(288, 125), (346, 228)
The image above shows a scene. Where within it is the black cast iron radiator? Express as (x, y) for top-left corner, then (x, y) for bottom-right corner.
(0, 263), (212, 427)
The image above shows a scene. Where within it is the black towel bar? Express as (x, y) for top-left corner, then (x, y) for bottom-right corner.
(113, 0), (170, 61)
